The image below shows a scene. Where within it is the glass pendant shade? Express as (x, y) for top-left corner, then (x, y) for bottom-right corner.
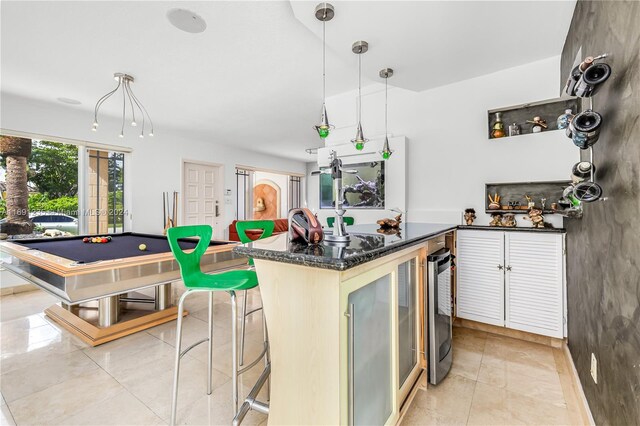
(352, 122), (367, 150)
(315, 104), (333, 139)
(381, 135), (393, 159)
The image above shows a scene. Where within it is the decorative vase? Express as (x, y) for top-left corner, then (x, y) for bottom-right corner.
(491, 112), (505, 138)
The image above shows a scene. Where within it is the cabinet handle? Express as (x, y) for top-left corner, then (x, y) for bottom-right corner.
(497, 265), (504, 270)
(345, 304), (354, 426)
(506, 266), (512, 271)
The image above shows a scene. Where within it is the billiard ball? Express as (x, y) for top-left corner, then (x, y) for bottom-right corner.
(101, 237), (108, 243)
(83, 237), (89, 243)
(106, 236), (112, 242)
(138, 244), (147, 251)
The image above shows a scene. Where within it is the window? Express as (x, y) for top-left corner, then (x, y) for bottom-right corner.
(289, 176), (302, 210)
(87, 149), (126, 234)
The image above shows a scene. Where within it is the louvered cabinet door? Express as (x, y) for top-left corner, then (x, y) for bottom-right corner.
(505, 232), (564, 338)
(456, 230), (505, 326)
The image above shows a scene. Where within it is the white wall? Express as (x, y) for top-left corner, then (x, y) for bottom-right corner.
(316, 55), (578, 227)
(0, 93), (307, 238)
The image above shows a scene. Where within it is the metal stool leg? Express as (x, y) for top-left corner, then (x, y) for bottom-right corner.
(230, 290), (239, 414)
(263, 311), (270, 401)
(239, 290), (248, 366)
(207, 291), (214, 395)
(170, 290), (190, 426)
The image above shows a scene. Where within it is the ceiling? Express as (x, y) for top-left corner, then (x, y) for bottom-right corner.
(1, 1), (576, 161)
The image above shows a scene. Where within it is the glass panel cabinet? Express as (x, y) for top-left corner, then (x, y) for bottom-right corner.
(347, 274), (393, 426)
(398, 259), (418, 387)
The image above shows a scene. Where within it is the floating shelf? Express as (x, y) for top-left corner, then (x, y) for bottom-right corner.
(485, 180), (572, 214)
(488, 97), (581, 139)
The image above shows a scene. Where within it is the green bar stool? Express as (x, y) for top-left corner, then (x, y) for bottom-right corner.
(327, 216), (354, 227)
(167, 225), (268, 426)
(234, 220), (274, 366)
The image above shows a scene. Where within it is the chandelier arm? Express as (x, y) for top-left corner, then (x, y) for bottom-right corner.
(94, 79), (122, 122)
(128, 86), (154, 133)
(126, 82), (146, 135)
(121, 81), (126, 136)
(124, 80), (137, 125)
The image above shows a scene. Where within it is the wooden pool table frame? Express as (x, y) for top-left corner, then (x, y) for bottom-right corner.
(0, 237), (248, 346)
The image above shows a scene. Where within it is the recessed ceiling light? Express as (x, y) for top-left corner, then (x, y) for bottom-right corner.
(57, 97), (81, 105)
(167, 9), (206, 33)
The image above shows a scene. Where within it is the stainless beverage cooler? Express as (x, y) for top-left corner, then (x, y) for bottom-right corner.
(426, 248), (453, 385)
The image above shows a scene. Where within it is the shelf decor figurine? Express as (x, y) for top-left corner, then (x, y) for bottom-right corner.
(525, 195), (535, 209)
(488, 193), (501, 210)
(527, 116), (548, 133)
(377, 213), (402, 230)
(557, 109), (574, 130)
(489, 213), (503, 227)
(463, 208), (476, 225)
(524, 207), (546, 228)
(491, 112), (505, 138)
(508, 122), (521, 136)
(503, 214), (517, 228)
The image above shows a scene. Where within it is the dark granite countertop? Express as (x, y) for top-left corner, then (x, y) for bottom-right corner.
(234, 223), (456, 271)
(459, 225), (566, 233)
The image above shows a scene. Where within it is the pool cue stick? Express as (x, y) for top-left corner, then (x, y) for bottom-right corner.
(164, 192), (173, 234)
(173, 191), (178, 226)
(162, 192), (167, 230)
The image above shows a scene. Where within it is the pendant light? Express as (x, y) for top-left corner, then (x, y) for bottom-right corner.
(379, 68), (394, 159)
(314, 3), (335, 139)
(92, 73), (154, 138)
(351, 40), (369, 150)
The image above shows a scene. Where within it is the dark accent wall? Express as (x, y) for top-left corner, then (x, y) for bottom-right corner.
(560, 1), (640, 424)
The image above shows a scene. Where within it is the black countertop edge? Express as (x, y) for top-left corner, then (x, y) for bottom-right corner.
(234, 225), (457, 271)
(458, 225), (566, 233)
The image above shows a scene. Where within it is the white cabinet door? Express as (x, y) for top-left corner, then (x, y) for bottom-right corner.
(456, 230), (505, 326)
(505, 232), (564, 338)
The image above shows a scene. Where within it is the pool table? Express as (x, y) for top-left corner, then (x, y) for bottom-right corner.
(0, 232), (247, 345)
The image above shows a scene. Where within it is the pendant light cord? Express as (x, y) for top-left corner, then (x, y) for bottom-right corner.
(358, 53), (362, 121)
(322, 19), (326, 103)
(385, 74), (388, 134)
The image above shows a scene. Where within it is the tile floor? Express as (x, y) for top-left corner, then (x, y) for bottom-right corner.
(401, 327), (589, 426)
(1, 288), (587, 425)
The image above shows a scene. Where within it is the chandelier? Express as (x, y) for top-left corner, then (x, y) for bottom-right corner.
(92, 73), (154, 139)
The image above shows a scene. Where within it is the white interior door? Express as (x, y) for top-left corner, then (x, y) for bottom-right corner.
(505, 232), (564, 338)
(183, 162), (222, 239)
(456, 230), (505, 326)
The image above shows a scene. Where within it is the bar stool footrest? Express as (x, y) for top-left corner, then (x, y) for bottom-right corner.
(179, 338), (209, 359)
(232, 363), (271, 426)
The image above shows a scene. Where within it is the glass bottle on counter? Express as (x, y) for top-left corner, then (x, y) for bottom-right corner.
(491, 112), (505, 138)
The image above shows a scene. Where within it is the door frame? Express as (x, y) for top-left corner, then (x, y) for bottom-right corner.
(180, 159), (225, 239)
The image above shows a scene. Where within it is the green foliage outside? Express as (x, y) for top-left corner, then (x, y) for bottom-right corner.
(1, 140), (80, 220)
(0, 194), (79, 219)
(1, 141), (125, 227)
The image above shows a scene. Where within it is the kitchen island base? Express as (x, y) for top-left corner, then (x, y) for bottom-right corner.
(237, 224), (457, 425)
